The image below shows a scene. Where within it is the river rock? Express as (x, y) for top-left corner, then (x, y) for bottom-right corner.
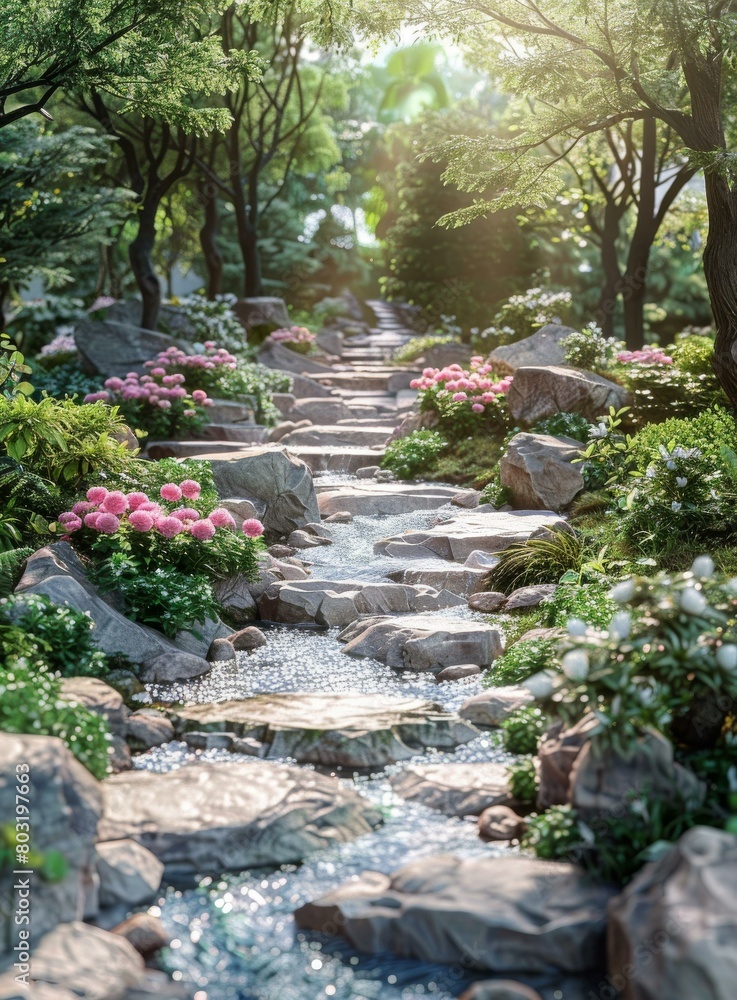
(207, 447), (320, 537)
(436, 663), (481, 681)
(507, 366), (629, 425)
(233, 296), (290, 331)
(317, 483), (461, 517)
(259, 579), (464, 627)
(478, 805), (527, 842)
(459, 982), (543, 1000)
(0, 734), (103, 944)
(339, 614), (504, 672)
(287, 528), (332, 548)
(325, 510), (353, 523)
(213, 573), (258, 626)
(356, 465), (381, 478)
(139, 650), (212, 684)
(459, 687), (535, 727)
(374, 510), (568, 563)
(96, 839), (164, 909)
(231, 625), (267, 651)
(259, 337), (335, 375)
(169, 694), (478, 767)
(10, 921), (145, 999)
(288, 397), (353, 423)
(208, 637), (236, 661)
(488, 324), (576, 374)
(98, 761), (381, 875)
(125, 709), (175, 750)
(59, 677), (130, 737)
(607, 826), (737, 1000)
(294, 853), (616, 973)
(390, 763), (515, 816)
(112, 913), (168, 958)
(468, 591), (507, 612)
(505, 584), (557, 609)
(500, 433), (585, 511)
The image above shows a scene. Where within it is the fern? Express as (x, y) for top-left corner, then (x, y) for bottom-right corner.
(0, 548), (31, 598)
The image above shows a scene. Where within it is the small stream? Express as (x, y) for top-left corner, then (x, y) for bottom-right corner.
(135, 478), (581, 1000)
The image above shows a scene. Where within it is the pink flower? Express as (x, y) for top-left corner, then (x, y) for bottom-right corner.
(127, 491), (149, 511)
(171, 507), (200, 522)
(155, 516), (185, 538)
(151, 367), (166, 377)
(189, 518), (216, 540)
(452, 392), (467, 402)
(158, 399), (172, 409)
(84, 512), (101, 529)
(58, 511), (77, 524)
(191, 390), (207, 403)
(210, 507), (236, 529)
(242, 518), (264, 538)
(160, 483), (183, 502)
(95, 512), (120, 534)
(72, 501), (93, 516)
(180, 479), (201, 500)
(139, 501), (163, 517)
(183, 409), (197, 418)
(472, 403), (485, 413)
(128, 510), (155, 532)
(64, 516), (83, 533)
(100, 490), (128, 515)
(86, 487), (108, 505)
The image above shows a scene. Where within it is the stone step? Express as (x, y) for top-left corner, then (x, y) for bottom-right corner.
(197, 424), (269, 444)
(286, 446), (387, 474)
(316, 483), (468, 517)
(145, 440), (260, 459)
(311, 370), (419, 393)
(279, 425), (390, 449)
(386, 564), (487, 597)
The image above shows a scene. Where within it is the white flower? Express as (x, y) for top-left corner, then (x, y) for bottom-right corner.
(671, 501), (682, 512)
(690, 555), (715, 579)
(523, 670), (558, 700)
(676, 477), (688, 488)
(609, 611), (632, 641)
(666, 460), (677, 471)
(716, 644), (737, 671)
(610, 579), (636, 603)
(561, 649), (590, 682)
(590, 423), (608, 439)
(645, 466), (657, 479)
(680, 587), (707, 616)
(567, 617), (588, 637)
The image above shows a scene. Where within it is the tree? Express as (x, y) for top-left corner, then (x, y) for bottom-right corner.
(0, 120), (130, 326)
(380, 0), (737, 406)
(0, 0), (243, 132)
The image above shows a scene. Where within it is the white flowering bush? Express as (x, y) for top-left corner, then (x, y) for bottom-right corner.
(473, 287), (573, 350)
(164, 294), (246, 353)
(562, 324), (622, 372)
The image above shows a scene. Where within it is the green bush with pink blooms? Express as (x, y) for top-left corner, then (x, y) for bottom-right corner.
(410, 358), (513, 437)
(84, 368), (213, 439)
(268, 326), (316, 355)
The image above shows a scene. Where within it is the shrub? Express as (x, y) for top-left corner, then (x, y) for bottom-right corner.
(562, 324), (622, 372)
(0, 395), (135, 482)
(91, 554), (219, 638)
(161, 294), (246, 353)
(381, 429), (449, 480)
(35, 331), (79, 367)
(268, 326), (316, 354)
(411, 358), (513, 438)
(575, 407), (635, 491)
(531, 411), (591, 443)
(392, 334), (457, 365)
(208, 361), (292, 426)
(488, 638), (558, 686)
(427, 436), (507, 489)
(500, 705), (548, 754)
(521, 805), (582, 860)
(486, 527), (583, 593)
(672, 332), (715, 377)
(472, 287), (573, 350)
(31, 362), (101, 402)
(7, 295), (86, 355)
(539, 581), (617, 630)
(508, 756), (538, 803)
(1, 593), (107, 676)
(629, 406), (737, 474)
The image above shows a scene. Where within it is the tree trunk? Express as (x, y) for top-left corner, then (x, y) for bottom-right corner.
(703, 170), (737, 408)
(199, 183), (223, 298)
(621, 269), (647, 350)
(596, 208), (624, 339)
(242, 219), (263, 297)
(129, 201), (161, 330)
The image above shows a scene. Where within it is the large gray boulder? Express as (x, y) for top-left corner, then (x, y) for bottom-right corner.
(15, 545), (212, 678)
(507, 366), (629, 425)
(0, 734), (103, 944)
(96, 839), (164, 909)
(607, 826), (737, 1000)
(258, 338), (334, 375)
(390, 763), (515, 817)
(233, 296), (290, 330)
(258, 578), (463, 627)
(500, 433), (584, 511)
(374, 510), (569, 563)
(59, 678), (130, 738)
(74, 319), (193, 378)
(294, 853), (616, 974)
(207, 447), (320, 537)
(488, 324), (576, 374)
(459, 686), (535, 728)
(169, 694), (478, 767)
(317, 483), (462, 518)
(98, 760), (381, 876)
(339, 614), (504, 673)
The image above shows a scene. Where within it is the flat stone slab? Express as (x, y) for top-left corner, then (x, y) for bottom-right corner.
(169, 694), (478, 767)
(386, 564), (487, 597)
(374, 510), (568, 563)
(317, 483), (465, 517)
(258, 578), (464, 627)
(280, 424), (391, 448)
(294, 854), (617, 974)
(339, 614), (504, 673)
(286, 446), (387, 474)
(98, 761), (381, 876)
(390, 763), (515, 816)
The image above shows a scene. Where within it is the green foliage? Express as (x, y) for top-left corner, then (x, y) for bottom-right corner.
(521, 805), (582, 860)
(214, 362), (293, 426)
(540, 582), (617, 630)
(0, 331), (33, 399)
(91, 554), (219, 638)
(1, 593), (107, 677)
(7, 296), (86, 355)
(391, 334), (457, 365)
(161, 294), (248, 353)
(0, 458), (62, 536)
(500, 705), (547, 755)
(620, 359), (727, 424)
(629, 406), (737, 474)
(473, 287), (573, 351)
(486, 527), (583, 593)
(0, 638), (109, 778)
(0, 395), (135, 483)
(0, 547), (31, 599)
(576, 407), (635, 491)
(31, 363), (107, 404)
(488, 638), (558, 687)
(531, 411), (591, 443)
(427, 436), (507, 489)
(672, 333), (716, 378)
(381, 429), (449, 480)
(508, 756), (537, 803)
(562, 325), (621, 372)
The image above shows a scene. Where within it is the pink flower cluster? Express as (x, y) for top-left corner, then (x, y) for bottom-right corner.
(410, 358), (513, 414)
(144, 344), (238, 374)
(269, 326), (315, 346)
(38, 332), (77, 358)
(616, 346), (673, 365)
(56, 480), (264, 541)
(83, 369), (212, 414)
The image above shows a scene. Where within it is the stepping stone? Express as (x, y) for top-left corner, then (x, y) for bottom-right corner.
(279, 424), (391, 448)
(311, 370), (419, 393)
(387, 564), (487, 597)
(294, 854), (616, 974)
(339, 614), (504, 673)
(374, 510), (569, 563)
(390, 762), (515, 816)
(258, 579), (464, 626)
(316, 483), (463, 517)
(169, 694), (478, 767)
(98, 760), (381, 875)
